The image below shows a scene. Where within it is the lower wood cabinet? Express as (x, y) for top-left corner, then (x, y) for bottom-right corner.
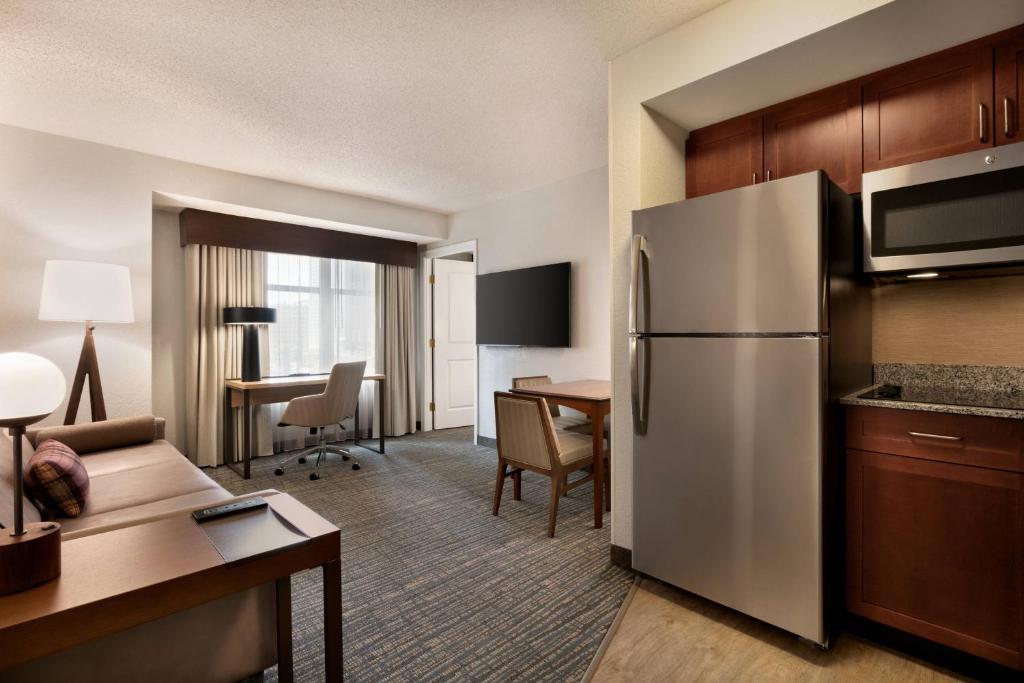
(846, 406), (1024, 670)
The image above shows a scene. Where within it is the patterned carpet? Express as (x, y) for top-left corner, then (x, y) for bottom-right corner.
(207, 427), (633, 682)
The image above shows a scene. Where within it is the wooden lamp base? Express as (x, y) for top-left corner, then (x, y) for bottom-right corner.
(0, 522), (61, 595)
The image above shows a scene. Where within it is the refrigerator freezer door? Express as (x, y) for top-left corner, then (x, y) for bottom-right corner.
(631, 171), (825, 334)
(632, 336), (825, 643)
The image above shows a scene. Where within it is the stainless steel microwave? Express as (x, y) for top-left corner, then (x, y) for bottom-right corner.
(863, 142), (1024, 273)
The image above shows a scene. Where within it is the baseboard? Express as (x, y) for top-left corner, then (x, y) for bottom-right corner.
(610, 544), (633, 570)
(477, 435), (496, 448)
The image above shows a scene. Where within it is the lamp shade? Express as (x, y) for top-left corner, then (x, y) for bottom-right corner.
(0, 353), (66, 426)
(38, 260), (134, 323)
(223, 307), (277, 325)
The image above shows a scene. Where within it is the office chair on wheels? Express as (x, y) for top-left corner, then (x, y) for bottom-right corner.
(273, 360), (366, 480)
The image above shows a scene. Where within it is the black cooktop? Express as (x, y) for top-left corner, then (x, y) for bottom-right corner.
(858, 384), (1024, 411)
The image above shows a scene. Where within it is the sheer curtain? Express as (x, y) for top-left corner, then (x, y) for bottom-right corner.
(266, 253), (377, 453)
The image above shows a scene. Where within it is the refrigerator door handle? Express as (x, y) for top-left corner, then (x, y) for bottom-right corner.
(630, 336), (649, 435)
(629, 234), (647, 335)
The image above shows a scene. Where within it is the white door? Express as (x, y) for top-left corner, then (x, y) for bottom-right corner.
(432, 258), (476, 429)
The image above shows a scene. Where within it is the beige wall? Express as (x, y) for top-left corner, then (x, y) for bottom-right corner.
(608, 0), (893, 551)
(0, 124), (446, 428)
(441, 167), (610, 441)
(872, 276), (1024, 367)
(151, 210), (187, 449)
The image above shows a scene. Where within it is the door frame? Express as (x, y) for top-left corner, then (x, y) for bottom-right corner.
(421, 240), (478, 441)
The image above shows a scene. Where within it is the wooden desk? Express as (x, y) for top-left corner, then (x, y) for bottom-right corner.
(0, 493), (342, 682)
(510, 379), (611, 528)
(225, 373), (386, 479)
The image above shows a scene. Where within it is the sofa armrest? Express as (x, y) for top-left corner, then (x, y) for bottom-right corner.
(27, 415), (166, 455)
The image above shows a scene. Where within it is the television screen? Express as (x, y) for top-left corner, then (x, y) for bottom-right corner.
(476, 262), (571, 347)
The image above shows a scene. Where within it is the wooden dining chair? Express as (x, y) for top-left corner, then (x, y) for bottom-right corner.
(511, 376), (588, 431)
(492, 391), (607, 537)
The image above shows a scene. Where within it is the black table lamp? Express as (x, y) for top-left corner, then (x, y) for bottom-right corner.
(223, 307), (277, 381)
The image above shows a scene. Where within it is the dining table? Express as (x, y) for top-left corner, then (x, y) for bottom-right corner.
(509, 379), (611, 528)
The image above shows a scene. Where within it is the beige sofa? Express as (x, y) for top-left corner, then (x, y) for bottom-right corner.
(0, 416), (278, 683)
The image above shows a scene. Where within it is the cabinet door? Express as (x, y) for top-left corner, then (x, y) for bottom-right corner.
(764, 85), (862, 193)
(996, 32), (1024, 146)
(846, 448), (1024, 669)
(863, 45), (994, 172)
(685, 114), (762, 199)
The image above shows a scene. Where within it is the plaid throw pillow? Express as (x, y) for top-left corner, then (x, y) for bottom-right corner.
(24, 439), (90, 517)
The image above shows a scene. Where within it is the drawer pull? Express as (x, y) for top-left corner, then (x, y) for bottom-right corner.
(908, 431), (963, 442)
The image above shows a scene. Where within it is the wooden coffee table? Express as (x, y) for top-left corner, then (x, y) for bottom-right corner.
(0, 492), (342, 682)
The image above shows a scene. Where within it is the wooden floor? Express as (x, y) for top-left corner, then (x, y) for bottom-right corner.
(589, 578), (967, 682)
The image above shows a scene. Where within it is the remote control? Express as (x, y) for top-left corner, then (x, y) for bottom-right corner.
(192, 497), (268, 523)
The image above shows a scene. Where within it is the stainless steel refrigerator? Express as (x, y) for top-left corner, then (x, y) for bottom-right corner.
(629, 171), (871, 646)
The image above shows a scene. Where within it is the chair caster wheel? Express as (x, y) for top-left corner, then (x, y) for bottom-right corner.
(342, 455), (350, 461)
(309, 472), (320, 481)
(352, 463), (360, 471)
(298, 457), (306, 464)
(274, 468), (284, 476)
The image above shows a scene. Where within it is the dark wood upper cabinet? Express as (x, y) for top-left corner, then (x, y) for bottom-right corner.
(685, 114), (762, 199)
(764, 84), (862, 193)
(863, 45), (994, 172)
(996, 31), (1024, 145)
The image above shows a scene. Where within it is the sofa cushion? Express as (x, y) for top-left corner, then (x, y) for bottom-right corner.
(0, 431), (42, 529)
(24, 439), (91, 517)
(77, 440), (222, 518)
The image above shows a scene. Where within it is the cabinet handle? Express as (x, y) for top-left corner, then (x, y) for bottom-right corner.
(752, 172), (757, 184)
(908, 431), (963, 442)
(1006, 97), (1015, 137)
(766, 169), (772, 181)
(979, 103), (987, 142)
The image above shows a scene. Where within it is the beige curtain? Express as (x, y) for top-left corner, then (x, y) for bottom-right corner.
(185, 245), (271, 467)
(376, 264), (417, 437)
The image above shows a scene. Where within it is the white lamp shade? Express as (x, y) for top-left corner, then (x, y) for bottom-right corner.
(38, 260), (134, 323)
(0, 353), (67, 423)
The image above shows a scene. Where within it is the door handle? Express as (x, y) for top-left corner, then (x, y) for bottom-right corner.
(979, 103), (987, 142)
(629, 235), (647, 335)
(908, 431), (963, 443)
(752, 172), (758, 185)
(630, 336), (649, 435)
(766, 169), (772, 181)
(1005, 97), (1015, 137)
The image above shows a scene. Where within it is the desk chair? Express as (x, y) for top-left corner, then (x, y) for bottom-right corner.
(274, 360), (366, 480)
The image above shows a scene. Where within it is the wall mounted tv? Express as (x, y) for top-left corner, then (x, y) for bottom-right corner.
(476, 262), (571, 347)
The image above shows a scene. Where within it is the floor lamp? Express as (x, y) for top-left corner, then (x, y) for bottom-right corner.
(0, 352), (66, 595)
(38, 260), (134, 425)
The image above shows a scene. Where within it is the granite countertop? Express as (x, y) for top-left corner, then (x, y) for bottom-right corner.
(840, 383), (1024, 420)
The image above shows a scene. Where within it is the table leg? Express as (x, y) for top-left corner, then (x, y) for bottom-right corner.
(223, 388), (233, 467)
(380, 378), (386, 454)
(324, 559), (343, 682)
(354, 399), (361, 444)
(243, 390), (252, 480)
(276, 576), (294, 683)
(591, 404), (606, 528)
(352, 378), (386, 455)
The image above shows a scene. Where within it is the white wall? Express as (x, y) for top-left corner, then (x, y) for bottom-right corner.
(608, 0), (894, 551)
(0, 124), (447, 427)
(443, 166), (609, 440)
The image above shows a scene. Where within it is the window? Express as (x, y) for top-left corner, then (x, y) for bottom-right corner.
(265, 253), (375, 376)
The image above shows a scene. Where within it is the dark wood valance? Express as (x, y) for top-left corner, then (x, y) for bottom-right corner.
(178, 209), (418, 268)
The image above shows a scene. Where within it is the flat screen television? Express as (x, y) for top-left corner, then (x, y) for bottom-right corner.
(476, 262), (571, 347)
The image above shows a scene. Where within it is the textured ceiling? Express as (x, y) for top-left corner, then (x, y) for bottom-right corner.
(0, 0), (728, 213)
